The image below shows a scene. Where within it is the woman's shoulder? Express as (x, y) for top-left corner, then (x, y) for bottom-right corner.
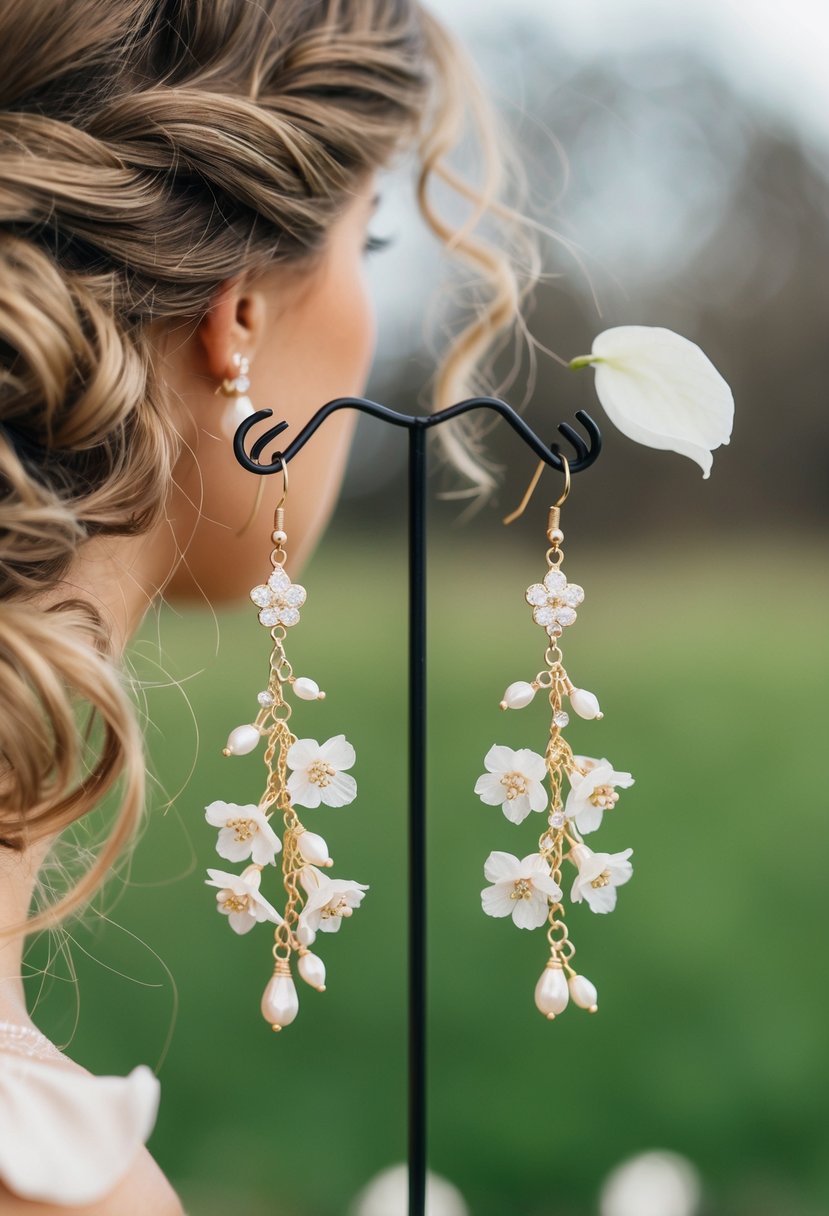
(0, 1022), (182, 1213)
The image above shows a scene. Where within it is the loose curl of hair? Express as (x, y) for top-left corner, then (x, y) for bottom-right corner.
(0, 0), (538, 934)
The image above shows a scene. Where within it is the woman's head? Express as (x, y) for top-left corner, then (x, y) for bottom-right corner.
(0, 0), (534, 927)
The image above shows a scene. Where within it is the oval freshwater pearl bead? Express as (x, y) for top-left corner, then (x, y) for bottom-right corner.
(569, 687), (603, 720)
(534, 963), (570, 1019)
(500, 680), (536, 710)
(261, 973), (299, 1030)
(224, 724), (261, 756)
(568, 973), (598, 1012)
(296, 923), (316, 947)
(298, 951), (327, 991)
(297, 830), (332, 867)
(294, 676), (321, 701)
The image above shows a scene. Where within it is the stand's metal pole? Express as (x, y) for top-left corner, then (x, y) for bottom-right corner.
(408, 421), (427, 1216)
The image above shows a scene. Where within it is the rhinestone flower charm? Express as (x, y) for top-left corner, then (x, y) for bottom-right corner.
(250, 566), (307, 628)
(525, 567), (584, 637)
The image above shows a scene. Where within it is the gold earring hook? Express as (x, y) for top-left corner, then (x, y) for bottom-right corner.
(234, 454), (288, 539)
(503, 452), (570, 525)
(274, 453), (288, 510)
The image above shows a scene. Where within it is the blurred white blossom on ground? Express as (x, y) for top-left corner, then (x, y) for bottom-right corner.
(599, 1149), (702, 1216)
(350, 1164), (469, 1216)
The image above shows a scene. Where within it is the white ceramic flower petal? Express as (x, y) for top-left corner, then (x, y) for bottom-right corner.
(511, 890), (549, 930)
(251, 892), (283, 924)
(204, 800), (232, 827)
(205, 868), (240, 891)
(610, 768), (635, 789)
(319, 734), (356, 770)
(288, 773), (322, 808)
(583, 883), (619, 915)
(527, 781), (548, 813)
(512, 748), (547, 782)
(320, 771), (357, 807)
(215, 830), (252, 863)
(533, 874), (564, 902)
(483, 744), (516, 773)
(501, 793), (532, 825)
(250, 829), (281, 867)
(481, 884), (516, 918)
(590, 326), (734, 478)
(483, 851), (521, 883)
(573, 803), (604, 835)
(228, 910), (256, 934)
(609, 849), (634, 885)
(474, 772), (507, 805)
(286, 738), (320, 770)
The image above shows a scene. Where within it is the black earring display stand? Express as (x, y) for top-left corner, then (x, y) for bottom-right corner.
(234, 397), (602, 1216)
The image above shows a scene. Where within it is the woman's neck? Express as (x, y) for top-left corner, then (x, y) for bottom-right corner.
(0, 838), (52, 1025)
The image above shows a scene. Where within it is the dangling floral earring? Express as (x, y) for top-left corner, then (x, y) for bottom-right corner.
(203, 453), (369, 1031)
(476, 456), (635, 1019)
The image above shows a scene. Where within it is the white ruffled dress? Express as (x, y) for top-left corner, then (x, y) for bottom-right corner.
(0, 1021), (160, 1206)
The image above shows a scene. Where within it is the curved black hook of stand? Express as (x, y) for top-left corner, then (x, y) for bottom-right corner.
(232, 395), (602, 478)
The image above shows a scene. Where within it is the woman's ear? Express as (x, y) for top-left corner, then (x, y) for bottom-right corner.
(197, 273), (268, 381)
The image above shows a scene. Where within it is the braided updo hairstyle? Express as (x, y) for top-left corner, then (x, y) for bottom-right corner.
(0, 0), (534, 931)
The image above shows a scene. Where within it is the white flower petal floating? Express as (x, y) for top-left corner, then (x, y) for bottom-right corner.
(572, 326), (734, 478)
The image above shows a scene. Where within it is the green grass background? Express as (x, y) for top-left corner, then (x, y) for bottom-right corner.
(26, 529), (829, 1216)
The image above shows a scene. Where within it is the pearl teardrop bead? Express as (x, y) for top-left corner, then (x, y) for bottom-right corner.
(294, 676), (322, 701)
(221, 395), (255, 440)
(500, 680), (536, 710)
(569, 687), (603, 720)
(261, 973), (299, 1030)
(223, 724), (261, 756)
(298, 951), (327, 991)
(568, 973), (598, 1012)
(534, 962), (570, 1019)
(297, 830), (333, 867)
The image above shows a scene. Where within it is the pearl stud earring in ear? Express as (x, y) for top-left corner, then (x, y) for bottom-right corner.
(219, 352), (256, 439)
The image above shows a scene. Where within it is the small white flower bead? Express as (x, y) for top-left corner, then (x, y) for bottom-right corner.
(223, 724), (261, 756)
(296, 923), (316, 947)
(298, 951), (327, 991)
(294, 676), (322, 701)
(534, 961), (570, 1019)
(499, 680), (536, 710)
(569, 688), (604, 720)
(568, 973), (599, 1012)
(261, 973), (299, 1030)
(297, 830), (333, 867)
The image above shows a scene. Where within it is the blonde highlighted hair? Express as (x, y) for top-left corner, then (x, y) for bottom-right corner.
(0, 0), (538, 932)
